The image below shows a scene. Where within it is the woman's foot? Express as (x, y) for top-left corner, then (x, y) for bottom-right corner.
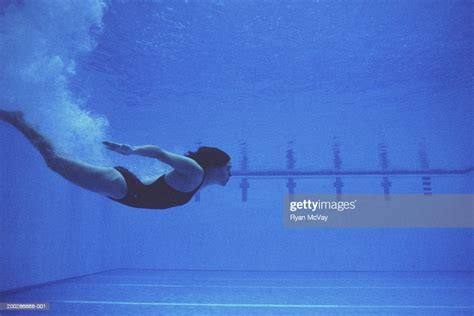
(0, 109), (24, 124)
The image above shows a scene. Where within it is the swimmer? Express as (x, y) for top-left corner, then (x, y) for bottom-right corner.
(0, 109), (232, 209)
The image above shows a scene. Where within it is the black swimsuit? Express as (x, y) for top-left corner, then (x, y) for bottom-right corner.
(109, 166), (204, 209)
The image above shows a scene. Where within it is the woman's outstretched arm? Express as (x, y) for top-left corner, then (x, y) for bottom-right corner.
(103, 141), (202, 176)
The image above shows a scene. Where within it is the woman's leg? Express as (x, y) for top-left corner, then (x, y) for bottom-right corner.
(0, 110), (127, 199)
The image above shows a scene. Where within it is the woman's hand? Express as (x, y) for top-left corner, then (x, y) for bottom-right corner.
(102, 141), (134, 155)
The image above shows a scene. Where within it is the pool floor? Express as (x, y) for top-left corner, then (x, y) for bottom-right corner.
(1, 269), (473, 315)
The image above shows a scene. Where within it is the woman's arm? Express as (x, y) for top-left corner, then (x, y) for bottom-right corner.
(103, 141), (202, 176)
(132, 145), (163, 159)
(136, 145), (203, 176)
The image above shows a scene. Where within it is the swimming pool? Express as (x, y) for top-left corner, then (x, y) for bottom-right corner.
(0, 0), (472, 315)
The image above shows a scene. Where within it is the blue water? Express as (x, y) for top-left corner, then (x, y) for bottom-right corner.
(0, 0), (472, 315)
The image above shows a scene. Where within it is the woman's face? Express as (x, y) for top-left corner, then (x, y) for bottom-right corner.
(210, 161), (232, 185)
(220, 161), (232, 185)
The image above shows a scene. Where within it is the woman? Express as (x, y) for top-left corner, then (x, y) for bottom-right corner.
(0, 109), (232, 209)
